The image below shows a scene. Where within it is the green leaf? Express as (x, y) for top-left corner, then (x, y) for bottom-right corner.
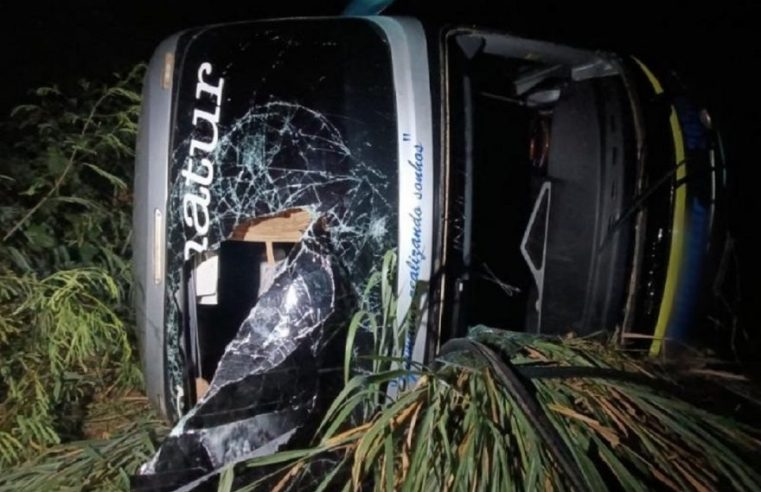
(24, 223), (55, 249)
(45, 147), (68, 175)
(83, 163), (127, 190)
(217, 466), (234, 492)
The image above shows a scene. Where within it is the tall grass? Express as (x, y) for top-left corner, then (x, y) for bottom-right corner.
(230, 251), (761, 491)
(0, 396), (166, 491)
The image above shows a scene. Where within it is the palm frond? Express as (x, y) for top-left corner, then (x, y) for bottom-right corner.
(232, 259), (761, 492)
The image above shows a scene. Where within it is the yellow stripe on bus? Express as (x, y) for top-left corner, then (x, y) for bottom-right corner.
(633, 59), (687, 357)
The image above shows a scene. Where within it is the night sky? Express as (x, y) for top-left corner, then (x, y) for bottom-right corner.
(2, 0), (759, 352)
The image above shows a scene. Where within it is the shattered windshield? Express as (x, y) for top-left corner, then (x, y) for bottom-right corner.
(161, 19), (399, 419)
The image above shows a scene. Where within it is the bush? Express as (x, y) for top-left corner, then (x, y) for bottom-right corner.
(0, 66), (144, 466)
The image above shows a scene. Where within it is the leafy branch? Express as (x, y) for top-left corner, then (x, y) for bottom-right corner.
(0, 66), (144, 467)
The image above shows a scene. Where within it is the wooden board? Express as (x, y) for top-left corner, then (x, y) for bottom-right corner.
(230, 208), (312, 264)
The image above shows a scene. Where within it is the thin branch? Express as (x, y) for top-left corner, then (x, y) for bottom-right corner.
(2, 91), (110, 242)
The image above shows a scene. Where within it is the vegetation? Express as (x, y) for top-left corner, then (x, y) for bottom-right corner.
(230, 253), (761, 491)
(0, 66), (146, 467)
(0, 396), (165, 491)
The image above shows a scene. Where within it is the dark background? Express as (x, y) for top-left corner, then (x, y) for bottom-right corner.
(1, 0), (758, 358)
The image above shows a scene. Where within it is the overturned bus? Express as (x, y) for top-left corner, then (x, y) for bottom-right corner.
(132, 15), (727, 487)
